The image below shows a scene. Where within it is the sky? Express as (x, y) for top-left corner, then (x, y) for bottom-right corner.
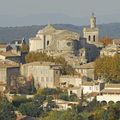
(0, 0), (120, 26)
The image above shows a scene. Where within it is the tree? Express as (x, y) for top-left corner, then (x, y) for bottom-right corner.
(41, 110), (84, 120)
(20, 43), (29, 52)
(19, 102), (43, 117)
(95, 55), (120, 83)
(100, 36), (113, 46)
(0, 97), (16, 120)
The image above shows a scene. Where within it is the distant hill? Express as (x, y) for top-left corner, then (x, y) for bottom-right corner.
(0, 23), (120, 43)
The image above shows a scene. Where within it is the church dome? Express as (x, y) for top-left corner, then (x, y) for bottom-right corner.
(38, 24), (56, 34)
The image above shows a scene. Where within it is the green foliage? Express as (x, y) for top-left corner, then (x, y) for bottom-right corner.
(12, 95), (32, 107)
(41, 109), (85, 120)
(59, 92), (79, 102)
(20, 43), (29, 52)
(0, 97), (16, 120)
(95, 55), (120, 83)
(19, 102), (43, 117)
(25, 52), (75, 75)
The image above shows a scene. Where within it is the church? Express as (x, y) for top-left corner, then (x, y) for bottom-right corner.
(29, 13), (101, 66)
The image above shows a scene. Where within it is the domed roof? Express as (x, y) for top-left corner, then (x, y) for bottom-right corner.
(38, 24), (56, 34)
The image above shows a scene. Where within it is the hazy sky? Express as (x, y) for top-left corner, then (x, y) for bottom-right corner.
(0, 0), (120, 26)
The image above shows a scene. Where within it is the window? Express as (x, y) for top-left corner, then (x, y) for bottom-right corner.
(88, 36), (91, 41)
(41, 77), (44, 82)
(67, 42), (72, 46)
(46, 77), (49, 82)
(56, 71), (59, 74)
(93, 35), (96, 42)
(89, 86), (92, 90)
(70, 91), (72, 94)
(47, 41), (49, 46)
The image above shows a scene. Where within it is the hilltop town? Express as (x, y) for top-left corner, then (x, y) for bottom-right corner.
(0, 14), (120, 120)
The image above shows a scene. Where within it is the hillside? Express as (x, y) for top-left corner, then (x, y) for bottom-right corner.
(0, 23), (120, 43)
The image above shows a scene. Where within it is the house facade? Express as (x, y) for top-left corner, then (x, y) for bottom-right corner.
(21, 62), (62, 89)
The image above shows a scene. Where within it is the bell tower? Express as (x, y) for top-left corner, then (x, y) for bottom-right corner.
(83, 13), (99, 44)
(90, 13), (96, 28)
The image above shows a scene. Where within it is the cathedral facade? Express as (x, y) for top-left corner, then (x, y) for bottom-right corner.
(29, 14), (101, 66)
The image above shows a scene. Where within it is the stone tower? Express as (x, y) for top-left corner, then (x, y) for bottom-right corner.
(83, 13), (99, 44)
(90, 13), (96, 28)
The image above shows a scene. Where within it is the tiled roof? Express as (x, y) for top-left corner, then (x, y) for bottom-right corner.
(105, 84), (120, 88)
(0, 60), (19, 68)
(0, 51), (20, 57)
(0, 43), (7, 48)
(75, 62), (94, 69)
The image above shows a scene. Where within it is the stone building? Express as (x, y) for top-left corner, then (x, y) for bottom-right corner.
(29, 24), (87, 66)
(97, 84), (120, 103)
(83, 13), (99, 44)
(29, 24), (81, 52)
(83, 13), (103, 62)
(0, 51), (21, 63)
(100, 41), (120, 56)
(74, 62), (95, 80)
(0, 60), (20, 86)
(21, 62), (62, 89)
(29, 14), (104, 65)
(60, 75), (82, 88)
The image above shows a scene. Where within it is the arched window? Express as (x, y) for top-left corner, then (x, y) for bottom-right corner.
(47, 41), (49, 46)
(93, 35), (96, 42)
(88, 36), (91, 41)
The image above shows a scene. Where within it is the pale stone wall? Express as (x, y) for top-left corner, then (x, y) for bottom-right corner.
(0, 68), (6, 83)
(21, 64), (61, 89)
(60, 76), (82, 87)
(97, 94), (120, 103)
(83, 29), (99, 43)
(57, 40), (78, 52)
(75, 68), (94, 80)
(68, 88), (81, 98)
(29, 39), (44, 51)
(0, 67), (20, 85)
(82, 85), (101, 94)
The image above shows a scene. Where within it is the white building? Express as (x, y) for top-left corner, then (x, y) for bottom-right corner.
(97, 84), (120, 103)
(53, 99), (79, 111)
(81, 81), (104, 94)
(68, 87), (82, 98)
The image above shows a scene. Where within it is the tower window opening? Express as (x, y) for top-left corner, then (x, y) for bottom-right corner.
(47, 41), (49, 46)
(93, 35), (96, 42)
(88, 36), (91, 41)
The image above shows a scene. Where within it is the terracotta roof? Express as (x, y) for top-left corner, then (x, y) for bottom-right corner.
(101, 89), (120, 94)
(0, 43), (7, 48)
(22, 62), (62, 69)
(0, 60), (19, 68)
(0, 51), (20, 57)
(60, 75), (81, 78)
(68, 87), (81, 90)
(82, 81), (99, 86)
(75, 62), (94, 69)
(105, 84), (120, 88)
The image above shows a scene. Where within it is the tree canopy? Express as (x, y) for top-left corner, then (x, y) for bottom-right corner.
(95, 55), (120, 83)
(0, 96), (16, 120)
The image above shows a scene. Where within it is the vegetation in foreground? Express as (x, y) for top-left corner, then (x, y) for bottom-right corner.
(1, 88), (120, 120)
